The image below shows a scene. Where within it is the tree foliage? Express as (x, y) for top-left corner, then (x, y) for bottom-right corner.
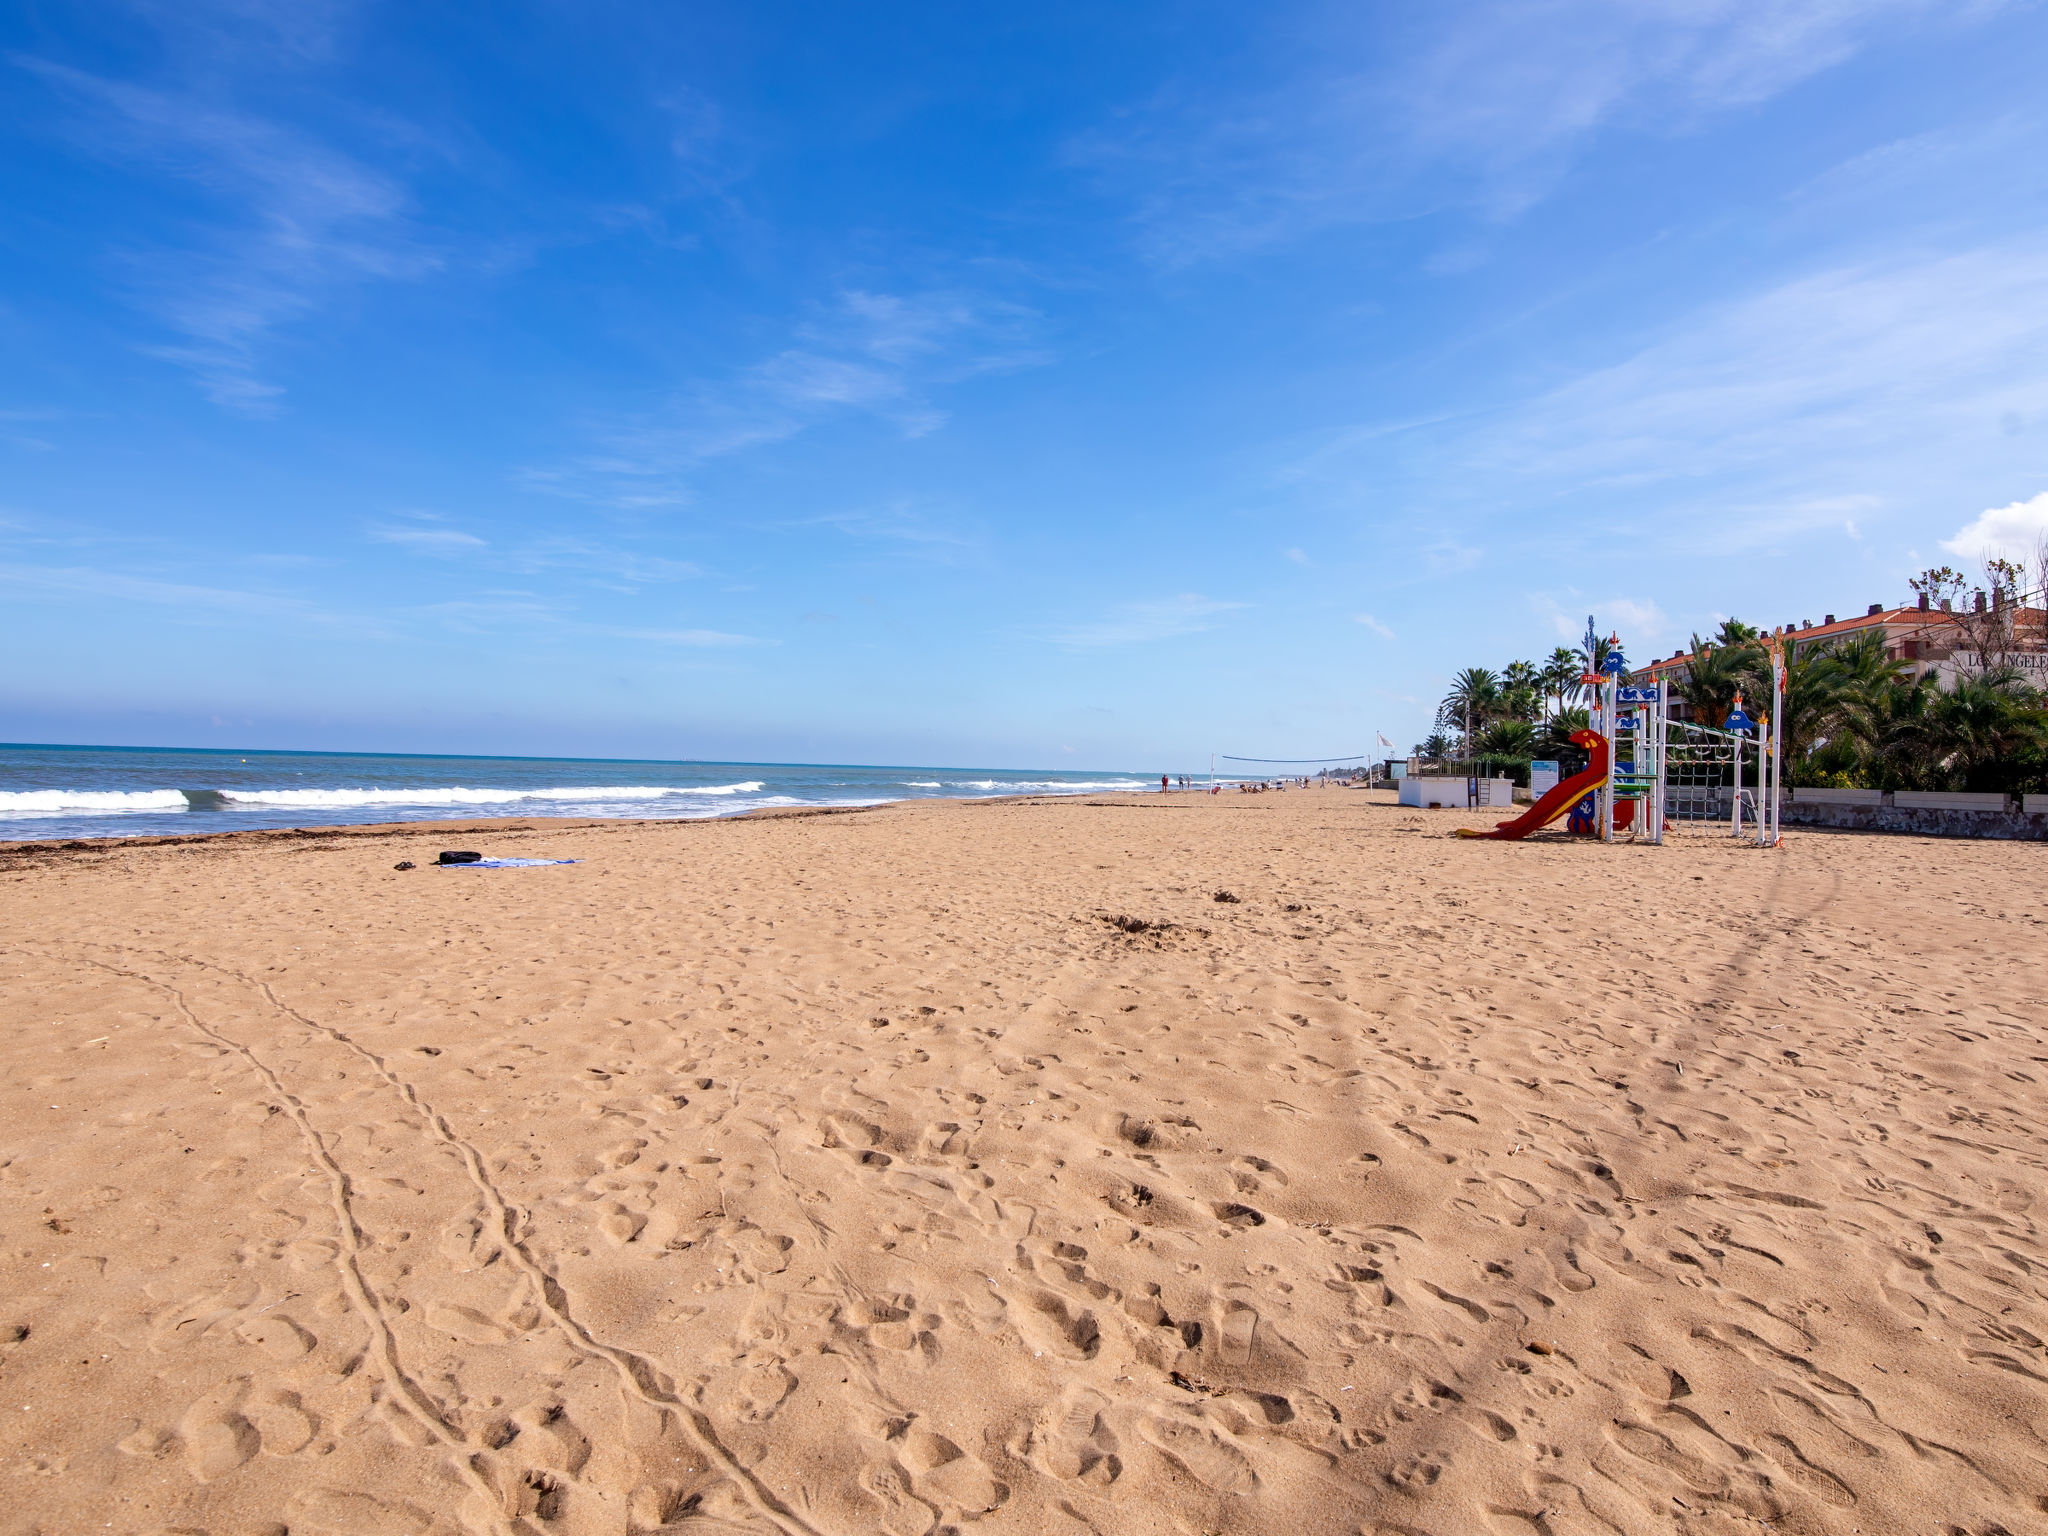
(1437, 607), (2048, 796)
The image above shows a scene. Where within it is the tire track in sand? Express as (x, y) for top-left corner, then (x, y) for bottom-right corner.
(60, 949), (519, 1535)
(82, 939), (827, 1536)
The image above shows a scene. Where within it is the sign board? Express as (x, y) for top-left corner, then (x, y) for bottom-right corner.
(1617, 685), (1662, 703)
(1530, 760), (1560, 798)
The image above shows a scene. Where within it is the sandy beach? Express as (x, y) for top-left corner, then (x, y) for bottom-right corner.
(5, 789), (2046, 1536)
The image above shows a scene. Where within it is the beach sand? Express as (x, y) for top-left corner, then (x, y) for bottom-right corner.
(4, 789), (2045, 1535)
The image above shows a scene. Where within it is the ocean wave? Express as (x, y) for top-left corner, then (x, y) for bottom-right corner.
(0, 788), (190, 818)
(215, 782), (765, 809)
(0, 772), (1144, 832)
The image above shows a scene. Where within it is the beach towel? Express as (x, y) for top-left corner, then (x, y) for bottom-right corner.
(444, 858), (579, 868)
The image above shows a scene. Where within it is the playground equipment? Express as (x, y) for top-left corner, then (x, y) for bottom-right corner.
(1454, 728), (1612, 838)
(1460, 626), (1785, 846)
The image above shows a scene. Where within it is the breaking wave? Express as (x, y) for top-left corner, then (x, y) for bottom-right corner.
(214, 782), (766, 808)
(0, 789), (189, 818)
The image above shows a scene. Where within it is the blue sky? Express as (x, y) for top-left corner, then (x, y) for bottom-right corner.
(4, 1), (2047, 767)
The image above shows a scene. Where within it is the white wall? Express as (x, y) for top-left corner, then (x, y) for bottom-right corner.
(1399, 776), (1515, 809)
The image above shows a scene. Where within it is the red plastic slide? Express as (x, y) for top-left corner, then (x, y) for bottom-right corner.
(1455, 729), (1609, 840)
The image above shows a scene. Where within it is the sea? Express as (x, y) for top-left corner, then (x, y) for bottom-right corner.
(0, 743), (1155, 842)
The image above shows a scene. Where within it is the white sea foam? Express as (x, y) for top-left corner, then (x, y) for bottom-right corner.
(901, 781), (943, 788)
(216, 782), (765, 809)
(0, 789), (189, 818)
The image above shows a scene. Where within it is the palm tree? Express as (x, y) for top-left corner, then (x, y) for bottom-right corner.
(1925, 669), (2045, 791)
(1714, 618), (1760, 647)
(1672, 632), (1760, 727)
(1863, 672), (1940, 790)
(1535, 707), (1592, 773)
(1824, 630), (1910, 758)
(1542, 647), (1585, 714)
(1586, 632), (1616, 679)
(1767, 640), (1849, 772)
(1479, 719), (1537, 758)
(1442, 667), (1501, 757)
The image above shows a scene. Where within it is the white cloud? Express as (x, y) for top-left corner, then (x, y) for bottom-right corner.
(1423, 540), (1482, 573)
(371, 525), (485, 554)
(1287, 241), (2048, 553)
(1049, 594), (1246, 648)
(1353, 612), (1395, 639)
(621, 627), (764, 647)
(1079, 0), (1982, 262)
(1496, 246), (2048, 498)
(1284, 546), (1309, 565)
(1941, 491), (2048, 563)
(0, 560), (355, 628)
(522, 287), (1047, 507)
(20, 58), (434, 411)
(1534, 592), (1666, 647)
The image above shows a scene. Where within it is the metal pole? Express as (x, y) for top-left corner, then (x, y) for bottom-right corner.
(1601, 673), (1616, 843)
(1651, 684), (1666, 845)
(1731, 731), (1744, 838)
(1769, 653), (1785, 846)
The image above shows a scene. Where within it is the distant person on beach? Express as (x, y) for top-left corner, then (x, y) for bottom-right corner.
(1161, 774), (1169, 792)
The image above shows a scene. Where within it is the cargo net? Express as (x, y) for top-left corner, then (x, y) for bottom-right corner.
(1663, 718), (1758, 825)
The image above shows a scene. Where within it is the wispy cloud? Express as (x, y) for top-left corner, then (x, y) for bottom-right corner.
(499, 539), (703, 587)
(371, 524), (486, 553)
(1048, 593), (1246, 648)
(1078, 1), (1986, 262)
(1533, 591), (1668, 647)
(1353, 612), (1394, 639)
(0, 559), (354, 628)
(368, 523), (705, 588)
(16, 56), (433, 411)
(1481, 241), (2048, 531)
(616, 627), (766, 647)
(520, 287), (1048, 508)
(1295, 238), (2048, 553)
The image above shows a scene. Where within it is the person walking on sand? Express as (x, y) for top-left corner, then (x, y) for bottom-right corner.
(1161, 774), (1170, 793)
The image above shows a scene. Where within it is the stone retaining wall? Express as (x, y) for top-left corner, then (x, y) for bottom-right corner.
(1781, 791), (2048, 841)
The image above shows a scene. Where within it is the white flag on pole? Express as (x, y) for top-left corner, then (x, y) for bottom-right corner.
(1376, 732), (1394, 750)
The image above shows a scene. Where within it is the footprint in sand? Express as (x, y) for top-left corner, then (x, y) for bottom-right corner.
(1027, 1386), (1121, 1485)
(422, 1301), (511, 1345)
(1135, 1409), (1258, 1495)
(1601, 1418), (1784, 1521)
(1229, 1154), (1289, 1193)
(859, 1458), (941, 1536)
(1755, 1431), (1857, 1507)
(918, 1121), (970, 1159)
(244, 1389), (317, 1456)
(287, 1487), (436, 1535)
(1010, 1289), (1099, 1360)
(900, 1426), (1007, 1518)
(235, 1314), (316, 1359)
(720, 1358), (798, 1422)
(178, 1380), (260, 1482)
(506, 1397), (591, 1475)
(598, 1201), (649, 1246)
(1218, 1300), (1258, 1363)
